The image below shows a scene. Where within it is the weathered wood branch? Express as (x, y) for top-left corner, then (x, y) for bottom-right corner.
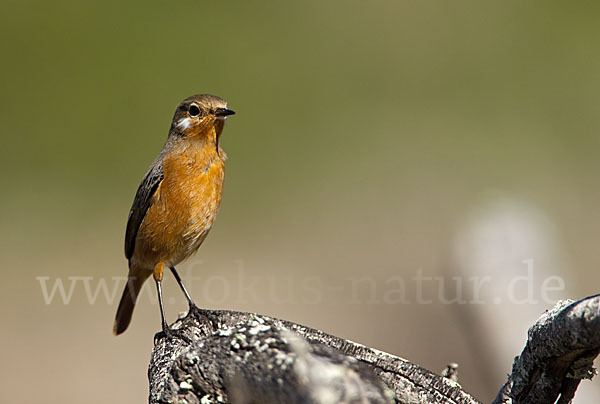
(149, 295), (600, 404)
(149, 310), (478, 404)
(493, 295), (600, 404)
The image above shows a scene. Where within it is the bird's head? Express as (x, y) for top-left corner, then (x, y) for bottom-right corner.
(169, 94), (235, 141)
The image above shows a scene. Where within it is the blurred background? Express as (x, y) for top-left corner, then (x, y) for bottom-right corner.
(2, 1), (600, 402)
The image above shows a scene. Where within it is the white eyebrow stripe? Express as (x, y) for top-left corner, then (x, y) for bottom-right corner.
(176, 117), (192, 130)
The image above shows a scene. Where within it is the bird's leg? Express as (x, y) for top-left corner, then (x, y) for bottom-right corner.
(152, 262), (192, 344)
(153, 262), (169, 333)
(169, 266), (207, 323)
(169, 266), (197, 309)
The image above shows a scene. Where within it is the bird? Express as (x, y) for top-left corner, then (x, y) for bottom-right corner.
(113, 94), (235, 336)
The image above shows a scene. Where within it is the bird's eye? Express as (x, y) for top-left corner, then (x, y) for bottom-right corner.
(189, 105), (201, 117)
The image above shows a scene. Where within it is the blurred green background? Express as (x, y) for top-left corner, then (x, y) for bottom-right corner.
(2, 1), (600, 402)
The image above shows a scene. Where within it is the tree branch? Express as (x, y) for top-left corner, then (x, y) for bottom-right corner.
(493, 295), (600, 404)
(149, 295), (600, 403)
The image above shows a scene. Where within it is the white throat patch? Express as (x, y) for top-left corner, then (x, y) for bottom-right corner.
(176, 117), (192, 130)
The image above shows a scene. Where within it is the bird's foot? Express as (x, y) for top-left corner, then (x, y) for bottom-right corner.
(153, 325), (193, 345)
(187, 303), (206, 321)
(186, 303), (218, 330)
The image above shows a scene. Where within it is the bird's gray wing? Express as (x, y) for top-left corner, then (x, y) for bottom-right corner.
(124, 157), (164, 260)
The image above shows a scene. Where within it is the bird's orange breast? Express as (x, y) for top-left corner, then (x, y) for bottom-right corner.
(133, 142), (225, 268)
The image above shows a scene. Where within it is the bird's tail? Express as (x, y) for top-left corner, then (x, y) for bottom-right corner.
(113, 267), (150, 335)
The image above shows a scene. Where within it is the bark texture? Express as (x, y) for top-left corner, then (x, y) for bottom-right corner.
(493, 295), (600, 404)
(149, 295), (600, 404)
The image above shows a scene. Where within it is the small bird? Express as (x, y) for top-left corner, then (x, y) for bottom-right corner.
(114, 94), (235, 335)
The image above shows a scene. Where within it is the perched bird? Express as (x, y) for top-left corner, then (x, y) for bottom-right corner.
(114, 94), (235, 335)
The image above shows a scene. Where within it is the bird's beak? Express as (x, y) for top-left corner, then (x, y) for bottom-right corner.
(215, 108), (236, 118)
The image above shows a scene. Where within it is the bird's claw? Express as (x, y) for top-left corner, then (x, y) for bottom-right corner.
(154, 326), (193, 345)
(187, 303), (211, 325)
